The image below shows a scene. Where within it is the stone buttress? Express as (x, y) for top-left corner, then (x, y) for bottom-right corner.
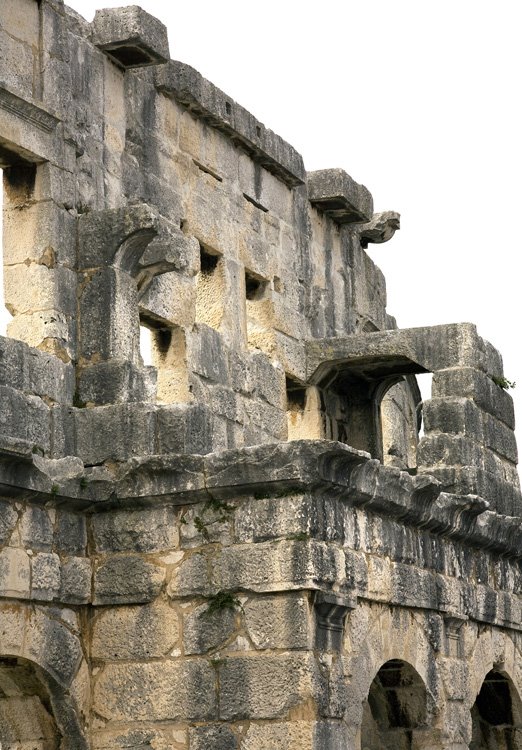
(0, 2), (521, 749)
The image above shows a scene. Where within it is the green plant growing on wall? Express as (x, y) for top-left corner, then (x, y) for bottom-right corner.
(203, 590), (243, 618)
(492, 376), (516, 390)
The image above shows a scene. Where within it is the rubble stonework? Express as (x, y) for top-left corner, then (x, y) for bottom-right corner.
(0, 2), (521, 749)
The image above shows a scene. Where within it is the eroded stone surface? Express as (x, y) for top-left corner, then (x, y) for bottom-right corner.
(0, 1), (521, 748)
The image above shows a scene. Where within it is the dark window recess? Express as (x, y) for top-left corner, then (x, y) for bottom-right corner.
(245, 271), (267, 301)
(286, 376), (307, 410)
(200, 245), (220, 275)
(140, 316), (172, 362)
(225, 101), (232, 115)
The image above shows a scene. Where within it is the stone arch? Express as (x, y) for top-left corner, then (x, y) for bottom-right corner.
(343, 604), (442, 749)
(0, 602), (89, 749)
(361, 659), (428, 750)
(463, 628), (522, 749)
(470, 669), (522, 750)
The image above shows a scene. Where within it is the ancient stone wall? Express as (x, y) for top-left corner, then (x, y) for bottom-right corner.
(1, 2), (521, 749)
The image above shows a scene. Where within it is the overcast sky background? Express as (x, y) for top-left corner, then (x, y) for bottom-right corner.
(3, 1), (521, 457)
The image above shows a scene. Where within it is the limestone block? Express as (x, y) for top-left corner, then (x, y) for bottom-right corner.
(241, 721), (316, 750)
(168, 552), (211, 599)
(244, 398), (286, 439)
(210, 539), (344, 594)
(0, 29), (36, 101)
(307, 169), (373, 224)
(239, 153), (294, 224)
(78, 360), (156, 405)
(93, 6), (170, 68)
(91, 726), (187, 750)
(183, 601), (237, 655)
(234, 494), (313, 543)
(93, 555), (165, 605)
(3, 199), (76, 266)
(60, 557), (92, 604)
(6, 310), (73, 354)
(23, 613), (83, 689)
(155, 403), (214, 455)
(139, 271), (197, 328)
(432, 367), (515, 428)
(91, 600), (180, 659)
(249, 350), (286, 409)
(189, 725), (238, 750)
(92, 507), (179, 553)
(0, 385), (50, 453)
(74, 403), (155, 465)
(31, 552), (61, 601)
(218, 654), (316, 720)
(187, 324), (229, 384)
(93, 661), (217, 722)
(0, 499), (19, 545)
(392, 563), (437, 609)
(20, 505), (54, 551)
(244, 593), (312, 650)
(79, 268), (140, 363)
(423, 397), (485, 441)
(54, 512), (87, 556)
(0, 547), (30, 598)
(4, 263), (76, 317)
(0, 0), (39, 47)
(25, 345), (75, 404)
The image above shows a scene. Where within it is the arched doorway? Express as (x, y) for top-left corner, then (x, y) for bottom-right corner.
(0, 655), (61, 749)
(470, 670), (522, 750)
(361, 659), (427, 750)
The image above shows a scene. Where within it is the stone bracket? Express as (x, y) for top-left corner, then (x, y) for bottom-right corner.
(314, 591), (356, 651)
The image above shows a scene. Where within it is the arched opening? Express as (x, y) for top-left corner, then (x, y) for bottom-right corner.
(0, 655), (61, 748)
(380, 375), (421, 470)
(361, 659), (427, 750)
(470, 670), (522, 750)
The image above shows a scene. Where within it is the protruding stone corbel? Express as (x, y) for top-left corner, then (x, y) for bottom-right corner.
(314, 591), (356, 651)
(307, 169), (373, 224)
(359, 211), (400, 248)
(443, 613), (467, 657)
(92, 7), (170, 68)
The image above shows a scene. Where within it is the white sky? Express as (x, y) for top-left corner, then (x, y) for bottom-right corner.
(2, 1), (521, 451)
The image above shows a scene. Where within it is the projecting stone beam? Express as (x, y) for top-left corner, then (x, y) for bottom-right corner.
(92, 6), (170, 68)
(307, 168), (373, 224)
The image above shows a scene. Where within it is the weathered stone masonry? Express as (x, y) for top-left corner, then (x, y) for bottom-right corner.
(1, 2), (521, 748)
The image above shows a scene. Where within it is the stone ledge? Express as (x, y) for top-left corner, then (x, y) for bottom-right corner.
(92, 6), (170, 68)
(1, 439), (522, 559)
(307, 168), (373, 224)
(155, 61), (305, 188)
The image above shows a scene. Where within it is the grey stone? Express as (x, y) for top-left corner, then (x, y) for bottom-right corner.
(20, 505), (54, 551)
(307, 168), (373, 224)
(183, 601), (237, 655)
(93, 555), (165, 605)
(31, 552), (61, 600)
(60, 557), (92, 604)
(54, 511), (87, 556)
(189, 725), (238, 750)
(92, 6), (170, 68)
(92, 507), (178, 553)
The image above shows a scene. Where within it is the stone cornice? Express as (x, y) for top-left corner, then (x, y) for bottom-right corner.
(1, 439), (521, 558)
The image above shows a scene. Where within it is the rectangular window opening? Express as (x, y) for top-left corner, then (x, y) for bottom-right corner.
(245, 269), (268, 301)
(196, 244), (224, 331)
(139, 315), (191, 403)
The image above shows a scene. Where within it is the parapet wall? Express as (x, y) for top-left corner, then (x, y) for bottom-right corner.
(1, 2), (521, 749)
